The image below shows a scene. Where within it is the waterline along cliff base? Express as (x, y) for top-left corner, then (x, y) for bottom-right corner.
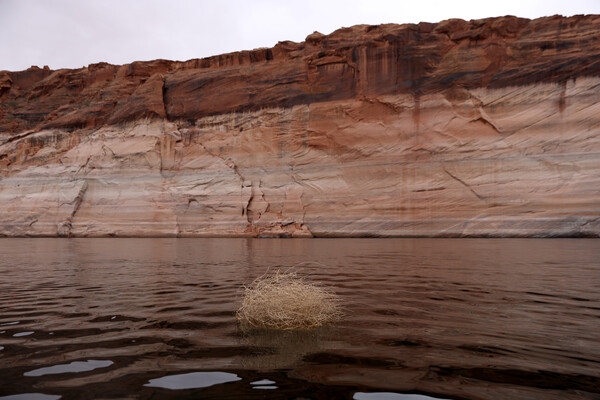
(1, 15), (599, 237)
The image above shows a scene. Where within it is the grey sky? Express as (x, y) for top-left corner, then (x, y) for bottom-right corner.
(1, 0), (599, 71)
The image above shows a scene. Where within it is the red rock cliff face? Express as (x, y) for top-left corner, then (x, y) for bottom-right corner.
(0, 15), (599, 237)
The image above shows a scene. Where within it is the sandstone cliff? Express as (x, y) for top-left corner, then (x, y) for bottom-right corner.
(1, 15), (599, 237)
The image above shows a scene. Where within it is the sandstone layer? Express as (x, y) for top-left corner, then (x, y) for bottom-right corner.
(1, 15), (599, 237)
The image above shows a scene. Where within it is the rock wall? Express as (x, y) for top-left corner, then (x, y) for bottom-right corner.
(1, 15), (599, 237)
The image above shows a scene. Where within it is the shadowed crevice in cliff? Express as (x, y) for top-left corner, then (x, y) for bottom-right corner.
(161, 76), (169, 122)
(442, 168), (486, 202)
(57, 180), (89, 237)
(246, 180), (269, 224)
(473, 113), (501, 134)
(1, 130), (38, 146)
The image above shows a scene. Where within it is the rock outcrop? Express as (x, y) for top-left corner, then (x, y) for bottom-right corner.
(1, 15), (599, 237)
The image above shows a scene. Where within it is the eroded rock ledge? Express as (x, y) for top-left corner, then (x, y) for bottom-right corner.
(1, 15), (599, 237)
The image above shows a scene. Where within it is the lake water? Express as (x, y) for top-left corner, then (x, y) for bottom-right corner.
(0, 238), (598, 400)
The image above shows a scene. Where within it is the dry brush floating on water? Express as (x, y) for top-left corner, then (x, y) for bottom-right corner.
(236, 270), (343, 330)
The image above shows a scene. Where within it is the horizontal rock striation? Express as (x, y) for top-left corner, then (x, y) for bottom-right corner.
(1, 15), (599, 237)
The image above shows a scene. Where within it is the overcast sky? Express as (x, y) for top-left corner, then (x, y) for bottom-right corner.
(1, 0), (599, 71)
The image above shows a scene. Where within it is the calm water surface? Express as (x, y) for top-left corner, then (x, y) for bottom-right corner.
(0, 238), (599, 399)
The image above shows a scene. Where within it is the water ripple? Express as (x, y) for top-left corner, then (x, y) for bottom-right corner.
(0, 238), (597, 400)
